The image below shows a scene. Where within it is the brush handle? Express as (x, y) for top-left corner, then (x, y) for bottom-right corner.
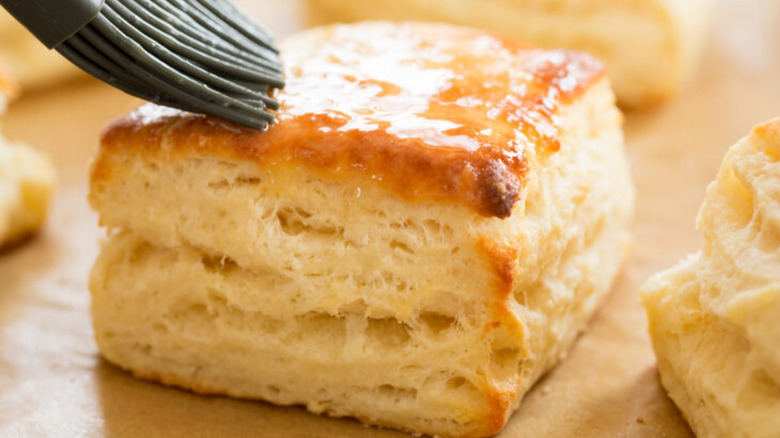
(0, 0), (105, 48)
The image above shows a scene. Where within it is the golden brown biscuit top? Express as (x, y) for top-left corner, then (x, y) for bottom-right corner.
(100, 22), (604, 217)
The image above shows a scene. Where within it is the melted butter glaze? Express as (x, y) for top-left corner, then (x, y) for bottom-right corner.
(104, 22), (604, 217)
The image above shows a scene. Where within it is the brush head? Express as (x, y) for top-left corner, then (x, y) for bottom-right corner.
(1, 0), (284, 131)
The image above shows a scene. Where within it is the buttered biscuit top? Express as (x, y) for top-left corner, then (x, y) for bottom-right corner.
(99, 22), (604, 218)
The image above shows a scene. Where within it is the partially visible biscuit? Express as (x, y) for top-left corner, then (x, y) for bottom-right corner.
(641, 118), (780, 438)
(0, 66), (56, 248)
(305, 0), (711, 108)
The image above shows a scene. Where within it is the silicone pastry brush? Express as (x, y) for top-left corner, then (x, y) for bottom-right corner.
(0, 0), (284, 130)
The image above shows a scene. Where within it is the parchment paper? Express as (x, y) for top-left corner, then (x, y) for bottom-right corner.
(1, 1), (779, 436)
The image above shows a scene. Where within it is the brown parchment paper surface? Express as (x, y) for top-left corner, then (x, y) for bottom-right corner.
(1, 1), (779, 437)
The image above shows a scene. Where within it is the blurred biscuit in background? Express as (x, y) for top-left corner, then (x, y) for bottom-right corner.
(0, 10), (83, 92)
(0, 60), (56, 248)
(305, 0), (711, 109)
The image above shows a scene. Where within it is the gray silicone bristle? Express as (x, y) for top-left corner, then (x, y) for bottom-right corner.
(56, 0), (284, 131)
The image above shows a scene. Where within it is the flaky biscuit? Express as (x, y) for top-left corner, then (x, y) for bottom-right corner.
(89, 22), (634, 438)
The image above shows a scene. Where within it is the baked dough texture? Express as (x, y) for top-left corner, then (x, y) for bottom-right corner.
(0, 67), (55, 248)
(89, 22), (634, 438)
(0, 10), (82, 90)
(641, 118), (780, 438)
(305, 0), (710, 109)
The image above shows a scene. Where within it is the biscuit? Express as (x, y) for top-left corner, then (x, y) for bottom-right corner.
(305, 0), (711, 108)
(641, 118), (780, 438)
(0, 66), (55, 248)
(89, 22), (635, 438)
